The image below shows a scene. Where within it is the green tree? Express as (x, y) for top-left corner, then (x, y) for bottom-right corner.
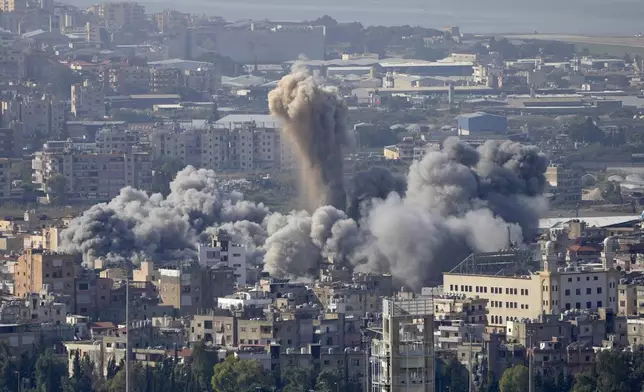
(46, 174), (67, 206)
(499, 365), (529, 392)
(35, 349), (67, 392)
(282, 366), (317, 392)
(191, 342), (218, 391)
(106, 357), (118, 380)
(211, 356), (271, 392)
(315, 369), (343, 392)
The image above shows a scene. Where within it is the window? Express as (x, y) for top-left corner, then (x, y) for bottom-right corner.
(576, 302), (581, 309)
(576, 289), (581, 295)
(586, 301), (592, 308)
(586, 288), (592, 295)
(597, 301), (603, 307)
(565, 289), (570, 296)
(568, 278), (572, 282)
(593, 276), (599, 281)
(597, 287), (602, 294)
(565, 303), (571, 310)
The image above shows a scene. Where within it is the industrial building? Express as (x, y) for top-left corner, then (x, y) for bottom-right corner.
(456, 112), (508, 136)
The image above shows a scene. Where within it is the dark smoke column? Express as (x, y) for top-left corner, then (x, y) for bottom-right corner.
(268, 66), (350, 212)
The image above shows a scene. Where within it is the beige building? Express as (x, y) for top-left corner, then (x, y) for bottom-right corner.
(149, 127), (202, 168)
(443, 243), (620, 330)
(0, 0), (25, 12)
(154, 9), (188, 33)
(617, 282), (638, 317)
(14, 248), (79, 299)
(546, 163), (581, 203)
(157, 263), (216, 315)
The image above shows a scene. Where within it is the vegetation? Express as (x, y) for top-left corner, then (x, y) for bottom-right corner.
(499, 365), (529, 392)
(150, 158), (186, 196)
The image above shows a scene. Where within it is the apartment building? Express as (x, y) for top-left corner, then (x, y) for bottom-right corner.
(196, 231), (247, 287)
(313, 273), (393, 318)
(95, 128), (140, 154)
(153, 9), (188, 33)
(0, 0), (25, 12)
(92, 1), (145, 29)
(149, 127), (202, 167)
(184, 67), (221, 93)
(157, 262), (216, 315)
(0, 127), (23, 158)
(23, 226), (64, 251)
(1, 94), (65, 140)
(0, 158), (20, 202)
(444, 243), (620, 330)
(149, 67), (182, 93)
(71, 79), (105, 119)
(108, 66), (150, 94)
(0, 44), (26, 80)
(32, 141), (152, 202)
(546, 163), (582, 203)
(13, 248), (80, 299)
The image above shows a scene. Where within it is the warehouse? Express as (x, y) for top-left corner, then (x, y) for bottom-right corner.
(456, 112), (508, 136)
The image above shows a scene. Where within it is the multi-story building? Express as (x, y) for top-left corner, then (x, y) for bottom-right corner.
(94, 128), (140, 154)
(23, 226), (65, 251)
(0, 127), (22, 158)
(13, 248), (80, 299)
(183, 67), (220, 93)
(92, 2), (145, 30)
(0, 0), (26, 12)
(546, 163), (582, 203)
(197, 231), (247, 287)
(32, 141), (152, 202)
(443, 241), (620, 330)
(1, 94), (65, 140)
(617, 281), (638, 317)
(71, 79), (105, 119)
(0, 44), (26, 80)
(149, 67), (182, 93)
(149, 127), (202, 167)
(370, 297), (435, 392)
(153, 9), (188, 33)
(157, 262), (216, 315)
(0, 157), (20, 202)
(108, 66), (150, 94)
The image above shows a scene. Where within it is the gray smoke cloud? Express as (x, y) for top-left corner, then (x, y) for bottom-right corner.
(268, 65), (350, 212)
(59, 166), (270, 264)
(60, 66), (548, 290)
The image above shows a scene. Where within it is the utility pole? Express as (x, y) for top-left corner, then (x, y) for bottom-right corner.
(468, 324), (473, 392)
(528, 331), (534, 392)
(125, 264), (131, 392)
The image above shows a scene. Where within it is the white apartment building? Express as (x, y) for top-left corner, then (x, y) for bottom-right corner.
(197, 232), (247, 287)
(1, 94), (65, 140)
(443, 242), (619, 330)
(32, 142), (152, 202)
(216, 291), (271, 310)
(71, 79), (105, 119)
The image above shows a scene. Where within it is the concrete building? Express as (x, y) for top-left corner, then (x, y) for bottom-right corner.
(71, 79), (105, 119)
(1, 94), (65, 140)
(108, 66), (150, 94)
(370, 297), (434, 392)
(149, 127), (202, 168)
(92, 2), (145, 30)
(32, 141), (152, 202)
(443, 242), (620, 330)
(545, 163), (582, 203)
(0, 157), (20, 202)
(94, 128), (140, 154)
(149, 67), (182, 93)
(0, 44), (26, 80)
(0, 127), (23, 158)
(196, 231), (247, 287)
(154, 9), (188, 33)
(157, 262), (216, 315)
(0, 0), (25, 11)
(13, 248), (79, 299)
(617, 282), (638, 317)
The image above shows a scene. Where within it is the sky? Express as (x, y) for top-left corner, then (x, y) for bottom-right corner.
(73, 0), (644, 34)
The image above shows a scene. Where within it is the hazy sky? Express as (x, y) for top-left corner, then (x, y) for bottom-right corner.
(75, 0), (644, 34)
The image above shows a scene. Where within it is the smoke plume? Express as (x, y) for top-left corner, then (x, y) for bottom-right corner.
(60, 66), (548, 289)
(268, 65), (350, 212)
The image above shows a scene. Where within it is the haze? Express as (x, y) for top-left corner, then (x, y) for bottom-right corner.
(68, 0), (644, 34)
